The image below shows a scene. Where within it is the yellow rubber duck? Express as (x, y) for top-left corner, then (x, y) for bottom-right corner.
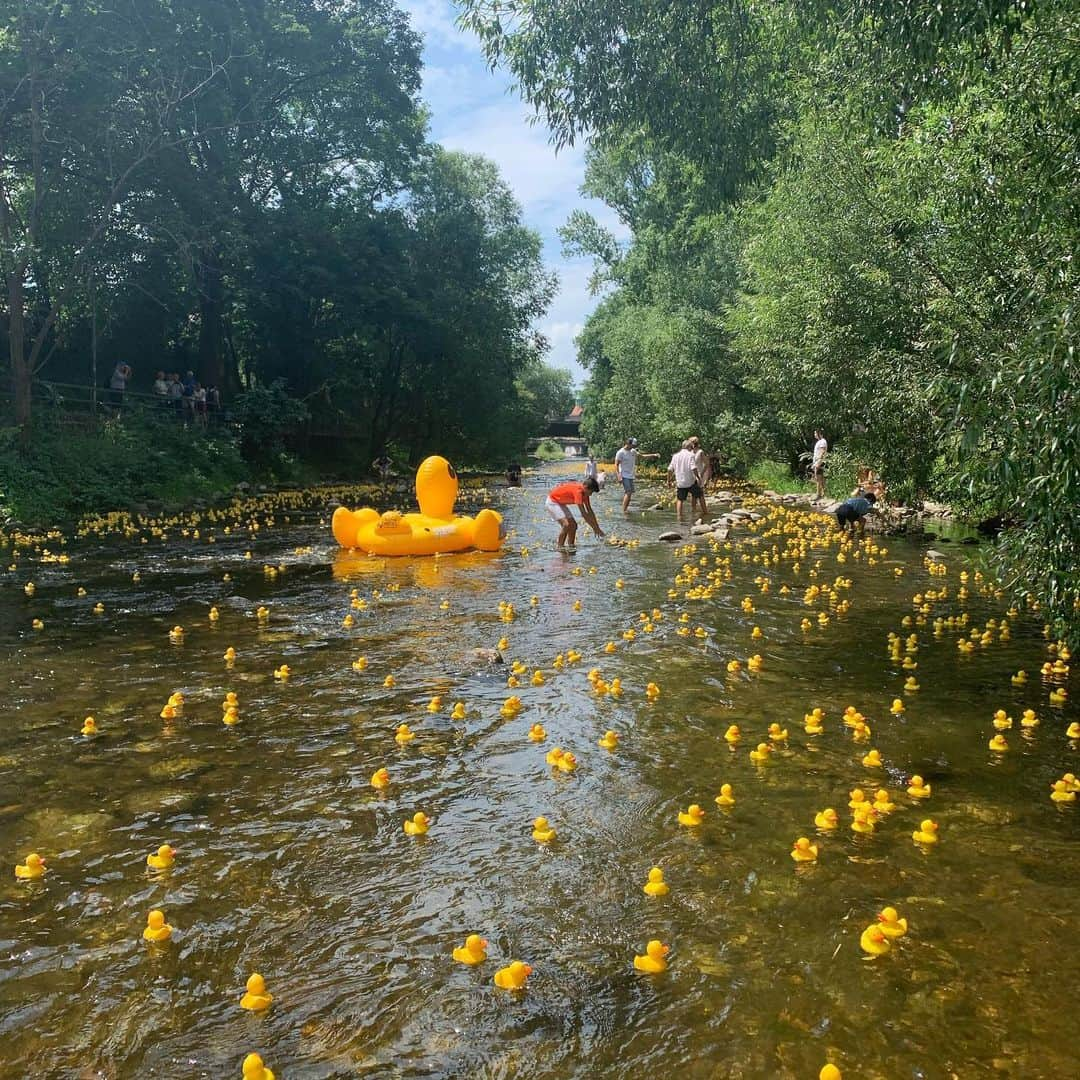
(222, 692), (239, 709)
(714, 783), (735, 807)
(493, 960), (532, 990)
(395, 723), (415, 745)
(532, 816), (557, 842)
(224, 647), (237, 663)
(988, 733), (1009, 752)
(767, 723), (788, 743)
(222, 706), (240, 726)
(804, 713), (824, 735)
(452, 934), (488, 965)
(555, 752), (577, 773)
(160, 704), (178, 720)
(545, 747), (565, 767)
(598, 730), (620, 750)
(353, 656), (369, 672)
(912, 819), (939, 845)
(633, 939), (670, 974)
(992, 710), (1013, 730)
(1067, 722), (1080, 739)
(143, 909), (172, 942)
(814, 808), (839, 829)
(747, 654), (764, 672)
(851, 719), (871, 741)
(851, 805), (876, 834)
(240, 973), (273, 1011)
(383, 675), (396, 689)
(1011, 669), (1027, 685)
(1020, 709), (1039, 728)
(451, 702), (467, 720)
(500, 696), (522, 718)
(528, 723), (546, 742)
(93, 602), (106, 615)
(342, 614), (355, 628)
(724, 724), (741, 745)
(790, 837), (819, 862)
(15, 853), (46, 880)
(907, 775), (931, 798)
(848, 788), (868, 810)
(242, 1052), (275, 1080)
(889, 698), (905, 714)
(678, 804), (705, 827)
(1049, 687), (1067, 706)
(862, 749), (883, 768)
(645, 681), (660, 701)
(872, 789), (896, 814)
(31, 618), (44, 630)
(749, 742), (772, 763)
(168, 625), (184, 643)
(904, 676), (920, 691)
(273, 664), (290, 680)
(1050, 780), (1076, 803)
(208, 605), (218, 622)
(877, 906), (908, 939)
(726, 659), (742, 674)
(404, 812), (430, 836)
(370, 767), (391, 789)
(81, 716), (98, 737)
(860, 925), (891, 956)
(1065, 773), (1080, 792)
(643, 867), (669, 896)
(147, 844), (176, 870)
(496, 637), (509, 651)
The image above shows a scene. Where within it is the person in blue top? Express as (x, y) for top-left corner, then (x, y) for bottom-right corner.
(835, 490), (878, 535)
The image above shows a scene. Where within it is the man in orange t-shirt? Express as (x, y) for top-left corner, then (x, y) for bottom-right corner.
(545, 477), (604, 550)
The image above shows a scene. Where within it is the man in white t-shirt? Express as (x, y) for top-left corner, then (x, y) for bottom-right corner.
(668, 440), (702, 525)
(811, 429), (828, 500)
(614, 437), (659, 515)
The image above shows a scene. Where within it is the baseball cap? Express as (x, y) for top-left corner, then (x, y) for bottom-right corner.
(627, 437), (638, 447)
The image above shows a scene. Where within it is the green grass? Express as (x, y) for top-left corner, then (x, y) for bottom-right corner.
(747, 458), (854, 500)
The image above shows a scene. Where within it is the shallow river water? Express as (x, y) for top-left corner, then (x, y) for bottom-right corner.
(1, 464), (1077, 1079)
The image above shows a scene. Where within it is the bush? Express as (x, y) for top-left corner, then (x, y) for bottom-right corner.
(231, 380), (310, 467)
(533, 439), (566, 461)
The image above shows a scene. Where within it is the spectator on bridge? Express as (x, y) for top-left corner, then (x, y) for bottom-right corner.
(167, 373), (184, 413)
(152, 371), (168, 398)
(193, 383), (208, 425)
(109, 362), (132, 408)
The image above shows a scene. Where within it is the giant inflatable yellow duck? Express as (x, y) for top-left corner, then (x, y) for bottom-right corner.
(332, 456), (503, 556)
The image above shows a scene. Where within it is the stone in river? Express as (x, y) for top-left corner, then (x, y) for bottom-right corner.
(658, 531), (682, 542)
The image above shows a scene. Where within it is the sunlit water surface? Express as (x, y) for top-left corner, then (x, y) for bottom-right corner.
(1, 464), (1077, 1079)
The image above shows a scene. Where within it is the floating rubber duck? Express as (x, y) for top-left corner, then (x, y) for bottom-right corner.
(168, 625), (184, 643)
(143, 909), (172, 942)
(452, 934), (488, 965)
(598, 730), (620, 750)
(273, 664), (291, 680)
(872, 789), (896, 814)
(872, 907), (909, 941)
(1067, 723), (1080, 739)
(532, 816), (557, 842)
(804, 713), (824, 735)
(643, 867), (669, 896)
(81, 716), (98, 736)
(450, 702), (467, 721)
(851, 719), (871, 742)
(1050, 780), (1076, 803)
(988, 733), (1009, 752)
(404, 812), (430, 836)
(222, 706), (240, 726)
(242, 1053), (275, 1080)
(383, 675), (396, 689)
(1011, 669), (1027, 685)
(371, 767), (391, 789)
(814, 808), (839, 830)
(1065, 773), (1080, 792)
(715, 783), (735, 807)
(749, 742), (772, 764)
(31, 618), (44, 630)
(93, 602), (106, 615)
(530, 670), (546, 687)
(851, 805), (876, 834)
(395, 724), (415, 745)
(222, 692), (239, 710)
(147, 844), (175, 870)
(496, 637), (509, 651)
(160, 703), (178, 720)
(907, 775), (931, 798)
(678, 804), (705, 827)
(912, 819), (939, 845)
(493, 960), (532, 990)
(1020, 709), (1039, 728)
(500, 696), (522, 719)
(24, 582), (35, 596)
(726, 659), (742, 674)
(862, 749), (883, 768)
(352, 656), (369, 672)
(342, 614), (355, 629)
(1049, 687), (1067, 706)
(791, 837), (819, 862)
(992, 710), (1013, 730)
(224, 647), (237, 663)
(904, 676), (920, 691)
(633, 939), (670, 973)
(724, 724), (741, 745)
(848, 788), (868, 810)
(15, 853), (46, 880)
(554, 752), (577, 773)
(767, 723), (788, 743)
(528, 723), (546, 742)
(860, 924), (891, 956)
(545, 747), (565, 767)
(240, 973), (273, 1011)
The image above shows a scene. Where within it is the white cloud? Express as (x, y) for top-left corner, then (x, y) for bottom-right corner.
(399, 0), (479, 51)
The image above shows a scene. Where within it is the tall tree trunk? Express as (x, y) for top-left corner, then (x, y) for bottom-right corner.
(196, 246), (228, 391)
(8, 270), (32, 440)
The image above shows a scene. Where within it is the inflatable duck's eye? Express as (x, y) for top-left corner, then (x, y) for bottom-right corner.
(447, 463), (457, 480)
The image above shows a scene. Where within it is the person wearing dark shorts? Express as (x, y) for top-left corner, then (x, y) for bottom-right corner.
(668, 441), (702, 526)
(836, 491), (877, 534)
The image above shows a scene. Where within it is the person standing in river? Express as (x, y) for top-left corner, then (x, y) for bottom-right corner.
(545, 477), (604, 551)
(668, 440), (704, 527)
(614, 437), (659, 515)
(688, 436), (711, 522)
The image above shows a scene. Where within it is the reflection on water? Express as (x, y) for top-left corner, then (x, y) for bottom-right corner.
(1, 465), (1077, 1078)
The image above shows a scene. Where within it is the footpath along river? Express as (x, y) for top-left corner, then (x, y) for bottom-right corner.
(1, 463), (1077, 1079)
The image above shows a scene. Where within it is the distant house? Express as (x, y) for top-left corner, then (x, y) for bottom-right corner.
(544, 405), (583, 439)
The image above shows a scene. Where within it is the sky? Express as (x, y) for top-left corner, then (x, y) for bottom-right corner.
(399, 1), (626, 386)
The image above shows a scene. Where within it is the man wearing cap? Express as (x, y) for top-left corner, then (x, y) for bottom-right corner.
(614, 437), (659, 515)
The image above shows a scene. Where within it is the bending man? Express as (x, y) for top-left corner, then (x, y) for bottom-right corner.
(545, 477), (604, 550)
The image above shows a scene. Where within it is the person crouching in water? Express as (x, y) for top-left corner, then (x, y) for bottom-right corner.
(835, 489), (878, 536)
(545, 477), (604, 551)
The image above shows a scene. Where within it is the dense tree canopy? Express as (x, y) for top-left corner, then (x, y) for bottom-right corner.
(0, 0), (568, 465)
(463, 0), (1079, 638)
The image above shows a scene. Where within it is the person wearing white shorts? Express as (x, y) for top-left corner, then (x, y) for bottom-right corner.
(545, 477), (603, 550)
